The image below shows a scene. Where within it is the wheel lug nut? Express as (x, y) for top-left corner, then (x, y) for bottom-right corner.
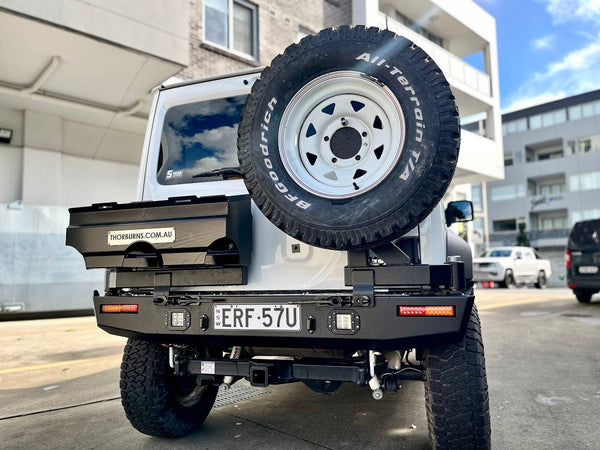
(362, 132), (367, 137)
(355, 155), (361, 161)
(324, 136), (329, 142)
(332, 158), (338, 163)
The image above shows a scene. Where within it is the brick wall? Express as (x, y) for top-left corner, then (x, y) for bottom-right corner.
(178, 0), (353, 80)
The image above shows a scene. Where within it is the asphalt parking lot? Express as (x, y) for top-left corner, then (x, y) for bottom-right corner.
(2, 287), (600, 449)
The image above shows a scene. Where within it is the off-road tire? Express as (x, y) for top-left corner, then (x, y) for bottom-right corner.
(120, 339), (219, 438)
(238, 26), (460, 250)
(575, 290), (593, 303)
(423, 305), (491, 449)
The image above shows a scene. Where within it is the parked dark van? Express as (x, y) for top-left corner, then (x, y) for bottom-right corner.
(566, 219), (600, 303)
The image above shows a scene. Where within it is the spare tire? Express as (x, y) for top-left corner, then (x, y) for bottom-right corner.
(238, 26), (459, 250)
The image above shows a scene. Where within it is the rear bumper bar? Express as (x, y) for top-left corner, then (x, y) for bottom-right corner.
(94, 290), (474, 350)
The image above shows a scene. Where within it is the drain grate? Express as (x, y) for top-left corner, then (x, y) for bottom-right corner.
(213, 381), (268, 408)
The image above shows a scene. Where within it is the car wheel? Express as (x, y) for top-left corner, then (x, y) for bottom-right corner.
(534, 271), (546, 289)
(120, 339), (219, 437)
(498, 270), (514, 288)
(575, 290), (593, 303)
(238, 25), (460, 250)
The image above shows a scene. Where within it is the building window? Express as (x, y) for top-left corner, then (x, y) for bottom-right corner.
(572, 209), (600, 224)
(538, 181), (565, 195)
(568, 100), (600, 121)
(490, 184), (525, 201)
(204, 0), (258, 59)
(527, 178), (565, 197)
(471, 184), (483, 211)
(569, 170), (600, 192)
(504, 152), (514, 166)
(579, 134), (600, 154)
(568, 105), (582, 121)
(582, 102), (595, 118)
(529, 114), (542, 130)
(502, 118), (527, 135)
(493, 218), (517, 232)
(538, 214), (568, 230)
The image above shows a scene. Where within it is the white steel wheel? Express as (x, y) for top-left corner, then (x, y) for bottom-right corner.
(279, 71), (405, 199)
(238, 26), (460, 250)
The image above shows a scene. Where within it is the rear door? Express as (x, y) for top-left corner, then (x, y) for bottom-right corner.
(139, 70), (261, 203)
(569, 220), (600, 278)
(513, 248), (531, 281)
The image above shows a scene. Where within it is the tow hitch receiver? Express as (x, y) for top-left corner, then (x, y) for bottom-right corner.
(187, 358), (368, 387)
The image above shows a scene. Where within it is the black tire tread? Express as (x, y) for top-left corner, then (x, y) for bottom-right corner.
(423, 306), (491, 449)
(120, 338), (218, 438)
(238, 25), (460, 250)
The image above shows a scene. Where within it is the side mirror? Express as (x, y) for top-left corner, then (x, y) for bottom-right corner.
(445, 200), (474, 226)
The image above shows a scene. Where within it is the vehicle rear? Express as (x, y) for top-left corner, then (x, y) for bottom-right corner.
(567, 219), (600, 303)
(65, 27), (491, 449)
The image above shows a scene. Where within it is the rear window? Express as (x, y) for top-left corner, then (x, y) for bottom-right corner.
(569, 220), (600, 249)
(157, 95), (246, 185)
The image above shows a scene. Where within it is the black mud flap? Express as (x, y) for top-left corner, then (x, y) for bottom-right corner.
(66, 195), (252, 284)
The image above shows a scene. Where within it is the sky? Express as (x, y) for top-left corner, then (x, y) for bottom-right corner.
(472, 0), (600, 112)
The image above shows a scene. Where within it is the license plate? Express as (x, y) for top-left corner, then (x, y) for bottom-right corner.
(213, 304), (300, 331)
(579, 266), (599, 274)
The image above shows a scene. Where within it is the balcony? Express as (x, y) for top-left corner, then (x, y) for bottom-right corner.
(378, 13), (491, 106)
(454, 129), (504, 184)
(0, 2), (189, 163)
(528, 195), (567, 213)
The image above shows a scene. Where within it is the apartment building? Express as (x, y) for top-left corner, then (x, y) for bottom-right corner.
(0, 0), (501, 314)
(472, 89), (600, 285)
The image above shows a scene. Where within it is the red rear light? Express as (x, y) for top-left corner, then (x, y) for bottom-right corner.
(565, 249), (571, 269)
(398, 305), (455, 317)
(101, 304), (139, 313)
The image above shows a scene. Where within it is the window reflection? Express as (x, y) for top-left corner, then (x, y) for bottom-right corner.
(157, 95), (246, 185)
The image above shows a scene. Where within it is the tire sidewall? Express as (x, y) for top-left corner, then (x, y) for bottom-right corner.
(243, 31), (455, 231)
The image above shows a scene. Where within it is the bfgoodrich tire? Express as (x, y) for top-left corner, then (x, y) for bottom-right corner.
(120, 339), (219, 438)
(423, 306), (491, 449)
(238, 26), (460, 250)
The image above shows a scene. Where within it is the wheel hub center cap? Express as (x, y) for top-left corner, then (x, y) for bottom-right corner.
(329, 126), (362, 160)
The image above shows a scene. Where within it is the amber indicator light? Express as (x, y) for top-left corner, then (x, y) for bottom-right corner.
(398, 305), (455, 317)
(101, 304), (139, 314)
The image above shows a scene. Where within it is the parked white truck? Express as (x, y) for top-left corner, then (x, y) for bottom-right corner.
(66, 26), (490, 449)
(473, 246), (552, 288)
